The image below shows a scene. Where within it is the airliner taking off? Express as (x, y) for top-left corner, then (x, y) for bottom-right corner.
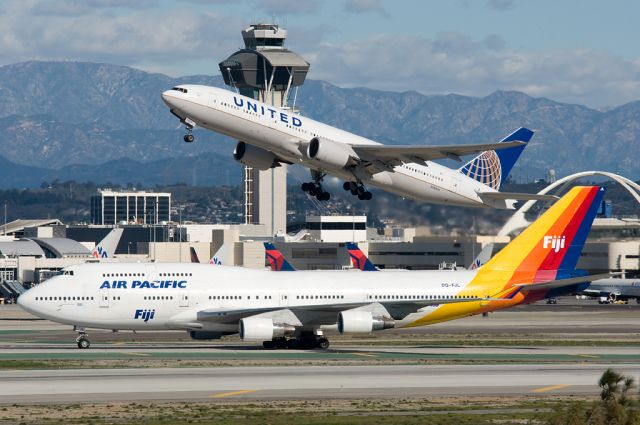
(19, 187), (608, 349)
(161, 86), (552, 209)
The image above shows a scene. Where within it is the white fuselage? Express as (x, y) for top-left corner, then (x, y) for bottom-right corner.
(582, 278), (640, 299)
(18, 263), (479, 333)
(161, 85), (496, 207)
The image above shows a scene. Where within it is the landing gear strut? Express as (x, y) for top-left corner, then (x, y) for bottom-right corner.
(343, 181), (372, 200)
(301, 171), (331, 201)
(75, 329), (90, 349)
(262, 331), (330, 350)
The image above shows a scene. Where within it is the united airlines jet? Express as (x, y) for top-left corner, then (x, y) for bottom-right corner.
(161, 86), (553, 209)
(19, 187), (608, 349)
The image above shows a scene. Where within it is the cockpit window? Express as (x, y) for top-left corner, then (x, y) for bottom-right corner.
(171, 87), (188, 93)
(62, 270), (74, 276)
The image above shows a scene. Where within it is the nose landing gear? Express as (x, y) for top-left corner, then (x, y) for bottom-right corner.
(75, 328), (91, 349)
(343, 181), (372, 200)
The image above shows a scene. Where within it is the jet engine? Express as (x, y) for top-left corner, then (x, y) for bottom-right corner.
(337, 310), (395, 334)
(233, 142), (278, 170)
(239, 317), (295, 341)
(307, 137), (356, 169)
(188, 331), (224, 340)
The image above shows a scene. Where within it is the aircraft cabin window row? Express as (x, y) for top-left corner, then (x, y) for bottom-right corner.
(159, 273), (192, 277)
(208, 295), (273, 300)
(144, 296), (173, 300)
(103, 273), (145, 277)
(403, 165), (443, 181)
(34, 296), (94, 301)
(295, 295), (344, 300)
(368, 294), (479, 300)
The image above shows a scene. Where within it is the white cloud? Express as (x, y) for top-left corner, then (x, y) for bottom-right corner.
(304, 33), (640, 108)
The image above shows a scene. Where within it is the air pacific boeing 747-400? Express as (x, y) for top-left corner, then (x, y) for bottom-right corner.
(19, 186), (608, 349)
(161, 86), (553, 209)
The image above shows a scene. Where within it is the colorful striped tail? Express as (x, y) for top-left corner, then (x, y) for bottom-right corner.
(346, 242), (378, 271)
(264, 242), (296, 271)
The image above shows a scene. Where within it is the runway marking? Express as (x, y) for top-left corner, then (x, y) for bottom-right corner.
(531, 384), (570, 393)
(577, 354), (600, 359)
(120, 352), (150, 357)
(210, 390), (257, 398)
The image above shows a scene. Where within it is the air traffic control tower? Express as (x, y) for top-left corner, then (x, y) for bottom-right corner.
(219, 24), (310, 235)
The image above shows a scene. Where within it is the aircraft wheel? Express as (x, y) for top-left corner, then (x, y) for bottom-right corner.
(356, 186), (366, 196)
(262, 340), (276, 349)
(286, 338), (300, 349)
(76, 336), (90, 349)
(342, 182), (351, 191)
(317, 192), (330, 201)
(363, 191), (373, 200)
(301, 182), (311, 192)
(183, 134), (194, 143)
(317, 338), (330, 350)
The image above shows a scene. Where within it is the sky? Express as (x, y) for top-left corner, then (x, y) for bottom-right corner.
(1, 0), (639, 109)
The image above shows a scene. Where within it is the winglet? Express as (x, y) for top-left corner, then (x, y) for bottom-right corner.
(264, 242), (296, 271)
(346, 242), (378, 271)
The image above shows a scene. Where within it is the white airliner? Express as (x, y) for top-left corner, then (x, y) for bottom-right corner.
(161, 86), (552, 209)
(18, 186), (607, 350)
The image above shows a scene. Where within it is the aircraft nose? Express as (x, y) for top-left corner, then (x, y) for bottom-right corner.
(161, 90), (172, 106)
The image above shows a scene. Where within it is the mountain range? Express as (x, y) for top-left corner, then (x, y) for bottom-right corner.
(0, 60), (638, 188)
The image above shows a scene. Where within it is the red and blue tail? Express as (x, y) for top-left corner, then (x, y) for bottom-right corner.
(264, 242), (296, 271)
(346, 242), (378, 271)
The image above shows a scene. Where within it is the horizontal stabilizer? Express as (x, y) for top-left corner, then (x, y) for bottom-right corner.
(478, 192), (559, 202)
(515, 273), (620, 291)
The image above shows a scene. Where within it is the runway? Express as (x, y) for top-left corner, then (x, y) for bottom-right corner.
(3, 363), (639, 404)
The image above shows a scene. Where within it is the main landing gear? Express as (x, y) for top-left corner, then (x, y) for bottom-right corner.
(301, 171), (330, 201)
(262, 332), (330, 350)
(75, 328), (90, 349)
(343, 181), (372, 200)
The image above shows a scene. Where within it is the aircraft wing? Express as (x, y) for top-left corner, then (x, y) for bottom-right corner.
(478, 192), (559, 202)
(514, 273), (619, 291)
(351, 141), (525, 167)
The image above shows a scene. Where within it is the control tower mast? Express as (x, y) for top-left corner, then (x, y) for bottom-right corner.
(219, 24), (310, 234)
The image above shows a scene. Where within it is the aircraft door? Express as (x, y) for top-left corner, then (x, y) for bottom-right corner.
(278, 292), (288, 307)
(99, 289), (109, 308)
(179, 293), (189, 308)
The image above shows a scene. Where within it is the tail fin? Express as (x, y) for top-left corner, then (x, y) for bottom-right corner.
(477, 186), (604, 295)
(345, 242), (378, 271)
(211, 244), (227, 265)
(264, 242), (296, 271)
(190, 247), (200, 263)
(91, 228), (124, 259)
(468, 243), (493, 270)
(458, 127), (533, 190)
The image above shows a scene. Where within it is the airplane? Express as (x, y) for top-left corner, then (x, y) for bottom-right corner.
(90, 228), (124, 259)
(190, 245), (227, 265)
(346, 242), (494, 271)
(161, 86), (554, 209)
(18, 186), (607, 350)
(578, 278), (640, 304)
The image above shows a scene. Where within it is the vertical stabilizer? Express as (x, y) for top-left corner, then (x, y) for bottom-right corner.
(458, 127), (533, 190)
(345, 242), (378, 271)
(264, 242), (296, 271)
(91, 228), (124, 259)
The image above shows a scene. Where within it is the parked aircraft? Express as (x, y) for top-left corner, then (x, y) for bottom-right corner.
(18, 187), (607, 349)
(90, 229), (124, 259)
(161, 86), (553, 209)
(579, 278), (640, 304)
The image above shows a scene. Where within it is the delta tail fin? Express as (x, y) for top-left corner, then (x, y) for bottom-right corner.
(458, 127), (533, 190)
(345, 242), (378, 271)
(264, 242), (296, 271)
(91, 228), (124, 259)
(476, 186), (604, 297)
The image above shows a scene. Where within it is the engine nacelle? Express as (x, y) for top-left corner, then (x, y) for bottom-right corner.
(307, 137), (355, 169)
(239, 317), (295, 341)
(233, 142), (278, 170)
(337, 310), (395, 334)
(188, 331), (224, 340)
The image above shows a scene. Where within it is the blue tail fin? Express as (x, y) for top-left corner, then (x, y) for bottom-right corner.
(345, 242), (378, 271)
(264, 242), (296, 271)
(458, 127), (533, 190)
